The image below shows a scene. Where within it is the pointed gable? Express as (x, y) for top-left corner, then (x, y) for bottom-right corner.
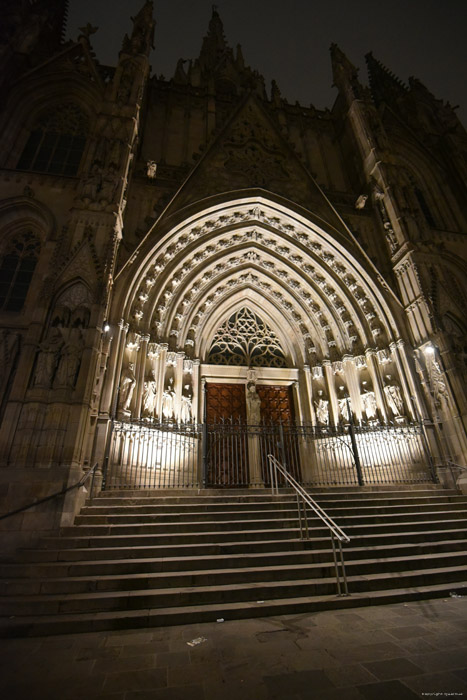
(161, 93), (350, 236)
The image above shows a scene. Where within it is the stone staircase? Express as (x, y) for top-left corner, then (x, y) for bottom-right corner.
(1, 485), (467, 637)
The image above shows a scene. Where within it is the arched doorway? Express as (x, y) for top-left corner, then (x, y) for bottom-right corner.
(98, 194), (434, 489)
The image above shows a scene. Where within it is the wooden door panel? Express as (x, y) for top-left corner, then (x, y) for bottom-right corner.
(206, 383), (246, 422)
(256, 385), (295, 423)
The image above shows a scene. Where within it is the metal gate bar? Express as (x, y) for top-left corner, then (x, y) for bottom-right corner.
(103, 420), (435, 490)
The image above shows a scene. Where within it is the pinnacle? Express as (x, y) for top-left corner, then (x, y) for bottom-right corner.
(365, 52), (408, 106)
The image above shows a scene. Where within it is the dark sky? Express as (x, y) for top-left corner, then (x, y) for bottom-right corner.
(66, 0), (467, 123)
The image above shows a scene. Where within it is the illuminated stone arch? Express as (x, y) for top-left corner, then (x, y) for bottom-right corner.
(113, 194), (401, 363)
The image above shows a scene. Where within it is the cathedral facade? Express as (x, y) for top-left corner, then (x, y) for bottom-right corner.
(1, 2), (466, 543)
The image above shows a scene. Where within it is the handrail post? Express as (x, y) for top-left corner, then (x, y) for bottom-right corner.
(331, 535), (342, 596)
(338, 539), (349, 596)
(267, 453), (351, 597)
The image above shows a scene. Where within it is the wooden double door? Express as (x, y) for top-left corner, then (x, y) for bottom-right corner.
(205, 383), (300, 486)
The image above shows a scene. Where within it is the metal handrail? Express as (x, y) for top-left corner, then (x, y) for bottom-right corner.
(268, 454), (350, 596)
(0, 462), (99, 521)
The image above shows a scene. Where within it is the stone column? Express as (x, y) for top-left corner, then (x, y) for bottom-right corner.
(323, 360), (338, 426)
(192, 359), (201, 424)
(390, 341), (415, 420)
(100, 320), (127, 417)
(155, 343), (168, 420)
(394, 340), (420, 421)
(174, 352), (185, 422)
(303, 365), (315, 425)
(365, 348), (388, 423)
(134, 334), (149, 419)
(343, 355), (362, 421)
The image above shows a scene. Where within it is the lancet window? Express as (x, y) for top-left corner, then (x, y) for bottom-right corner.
(208, 307), (287, 367)
(17, 103), (88, 176)
(0, 231), (40, 311)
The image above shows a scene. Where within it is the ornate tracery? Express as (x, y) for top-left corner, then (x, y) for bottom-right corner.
(207, 307), (287, 367)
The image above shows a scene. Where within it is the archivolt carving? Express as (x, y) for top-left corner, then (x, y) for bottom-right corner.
(119, 202), (397, 367)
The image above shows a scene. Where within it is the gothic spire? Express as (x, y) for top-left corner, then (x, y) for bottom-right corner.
(365, 52), (408, 106)
(198, 6), (230, 71)
(121, 0), (155, 57)
(330, 43), (364, 102)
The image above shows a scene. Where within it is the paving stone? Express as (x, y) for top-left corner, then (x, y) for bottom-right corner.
(452, 668), (467, 683)
(153, 650), (191, 667)
(384, 624), (428, 639)
(402, 670), (467, 696)
(356, 679), (420, 699)
(126, 685), (205, 700)
(263, 669), (335, 697)
(327, 641), (404, 663)
(362, 657), (423, 680)
(324, 663), (379, 687)
(204, 679), (270, 700)
(103, 668), (167, 693)
(300, 688), (366, 700)
(410, 648), (467, 672)
(93, 653), (156, 674)
(168, 662), (223, 686)
(104, 632), (154, 646)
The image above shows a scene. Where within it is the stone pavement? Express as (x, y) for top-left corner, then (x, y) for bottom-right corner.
(1, 596), (466, 700)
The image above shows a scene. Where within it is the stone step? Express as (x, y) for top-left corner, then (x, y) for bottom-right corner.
(75, 501), (467, 524)
(23, 521), (467, 558)
(2, 551), (467, 596)
(92, 487), (451, 504)
(80, 494), (467, 514)
(2, 581), (466, 638)
(1, 565), (466, 617)
(4, 539), (466, 579)
(60, 511), (467, 537)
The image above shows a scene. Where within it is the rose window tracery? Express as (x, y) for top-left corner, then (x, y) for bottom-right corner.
(207, 307), (287, 367)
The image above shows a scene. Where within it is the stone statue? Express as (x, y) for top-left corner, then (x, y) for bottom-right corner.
(362, 390), (378, 419)
(246, 383), (262, 424)
(180, 390), (192, 424)
(427, 357), (448, 407)
(384, 376), (404, 416)
(119, 362), (136, 412)
(141, 370), (157, 418)
(54, 329), (84, 389)
(33, 326), (64, 388)
(162, 381), (175, 421)
(337, 397), (350, 423)
(315, 394), (329, 426)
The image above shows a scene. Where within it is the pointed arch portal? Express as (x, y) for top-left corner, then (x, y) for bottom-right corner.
(101, 194), (433, 488)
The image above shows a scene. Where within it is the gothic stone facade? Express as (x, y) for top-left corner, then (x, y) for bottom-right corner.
(1, 2), (466, 545)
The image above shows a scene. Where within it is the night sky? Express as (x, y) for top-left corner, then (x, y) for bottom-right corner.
(66, 0), (467, 123)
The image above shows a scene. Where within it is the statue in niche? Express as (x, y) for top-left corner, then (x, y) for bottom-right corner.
(162, 378), (175, 421)
(337, 398), (350, 423)
(180, 386), (193, 424)
(427, 356), (449, 408)
(141, 370), (157, 418)
(383, 375), (404, 416)
(54, 328), (84, 389)
(246, 383), (262, 425)
(362, 389), (378, 420)
(315, 391), (329, 426)
(119, 362), (136, 412)
(33, 326), (64, 388)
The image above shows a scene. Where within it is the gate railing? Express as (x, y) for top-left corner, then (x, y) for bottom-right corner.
(103, 419), (435, 490)
(268, 454), (350, 596)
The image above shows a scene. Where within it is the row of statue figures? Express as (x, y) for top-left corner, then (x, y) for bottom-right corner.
(118, 363), (193, 423)
(314, 376), (405, 426)
(33, 325), (84, 390)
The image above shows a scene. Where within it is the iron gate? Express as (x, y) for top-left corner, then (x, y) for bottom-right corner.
(103, 420), (435, 490)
